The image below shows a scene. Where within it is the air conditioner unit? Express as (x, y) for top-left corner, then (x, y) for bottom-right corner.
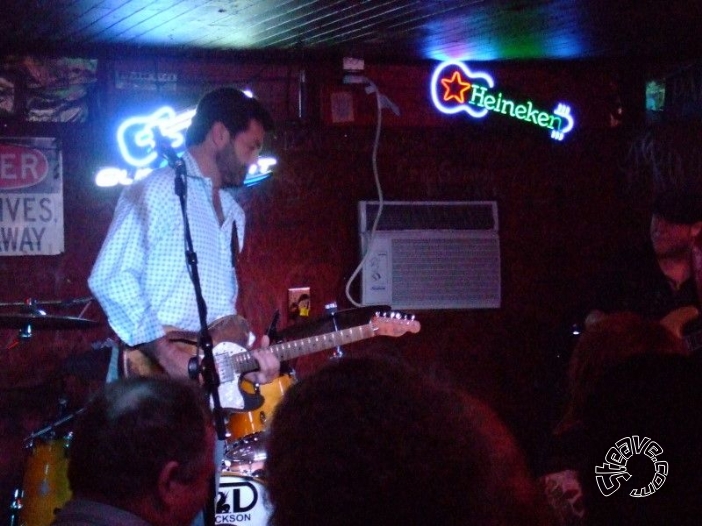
(359, 201), (501, 310)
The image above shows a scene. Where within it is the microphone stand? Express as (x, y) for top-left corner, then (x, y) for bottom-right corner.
(157, 145), (226, 526)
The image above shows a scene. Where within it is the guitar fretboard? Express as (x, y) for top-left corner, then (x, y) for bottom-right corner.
(231, 323), (377, 373)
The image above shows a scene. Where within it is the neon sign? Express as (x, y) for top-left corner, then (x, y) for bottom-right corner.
(96, 96), (275, 187)
(430, 61), (574, 141)
(116, 106), (195, 168)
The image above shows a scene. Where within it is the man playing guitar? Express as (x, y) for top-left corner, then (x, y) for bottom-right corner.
(588, 189), (702, 345)
(89, 87), (280, 389)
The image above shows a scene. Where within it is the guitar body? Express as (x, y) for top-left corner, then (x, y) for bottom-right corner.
(121, 314), (253, 408)
(659, 306), (702, 353)
(121, 312), (421, 411)
(659, 306), (700, 340)
(227, 373), (296, 440)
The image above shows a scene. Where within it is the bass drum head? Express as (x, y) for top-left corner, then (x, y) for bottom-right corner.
(216, 473), (271, 526)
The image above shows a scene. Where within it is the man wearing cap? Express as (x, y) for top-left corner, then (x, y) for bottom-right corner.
(541, 191), (702, 525)
(587, 189), (702, 331)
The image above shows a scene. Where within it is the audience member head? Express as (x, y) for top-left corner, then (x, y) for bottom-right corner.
(186, 87), (274, 147)
(556, 311), (686, 435)
(67, 376), (215, 526)
(265, 355), (551, 526)
(650, 189), (702, 259)
(581, 353), (702, 525)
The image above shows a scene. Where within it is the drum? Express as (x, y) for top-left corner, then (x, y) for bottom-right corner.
(216, 473), (271, 526)
(20, 436), (72, 526)
(227, 373), (294, 440)
(223, 432), (268, 478)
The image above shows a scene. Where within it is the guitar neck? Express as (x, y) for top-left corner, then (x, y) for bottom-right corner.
(231, 322), (377, 374)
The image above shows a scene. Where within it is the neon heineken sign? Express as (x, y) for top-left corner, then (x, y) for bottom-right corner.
(430, 61), (574, 141)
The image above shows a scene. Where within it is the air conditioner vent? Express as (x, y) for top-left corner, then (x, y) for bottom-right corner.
(361, 202), (496, 231)
(359, 201), (501, 310)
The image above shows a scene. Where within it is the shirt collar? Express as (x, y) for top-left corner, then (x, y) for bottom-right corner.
(182, 151), (208, 181)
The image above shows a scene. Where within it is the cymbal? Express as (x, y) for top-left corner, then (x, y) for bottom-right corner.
(275, 305), (391, 341)
(0, 296), (93, 308)
(0, 313), (100, 330)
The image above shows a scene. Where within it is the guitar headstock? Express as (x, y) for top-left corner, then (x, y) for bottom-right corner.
(371, 312), (421, 337)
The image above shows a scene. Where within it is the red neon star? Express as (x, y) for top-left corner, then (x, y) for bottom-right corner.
(441, 71), (472, 103)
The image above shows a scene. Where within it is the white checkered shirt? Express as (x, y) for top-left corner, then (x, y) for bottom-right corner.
(88, 152), (245, 346)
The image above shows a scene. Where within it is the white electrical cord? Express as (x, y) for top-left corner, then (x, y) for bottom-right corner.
(344, 76), (398, 307)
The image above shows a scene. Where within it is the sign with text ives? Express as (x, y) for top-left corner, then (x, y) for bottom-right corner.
(0, 137), (63, 255)
(430, 61), (575, 141)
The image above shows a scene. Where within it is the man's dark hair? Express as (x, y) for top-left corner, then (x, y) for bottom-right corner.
(67, 376), (213, 504)
(652, 189), (702, 225)
(265, 355), (551, 526)
(185, 87), (274, 146)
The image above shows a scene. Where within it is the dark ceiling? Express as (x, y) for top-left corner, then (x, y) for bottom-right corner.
(1, 0), (702, 64)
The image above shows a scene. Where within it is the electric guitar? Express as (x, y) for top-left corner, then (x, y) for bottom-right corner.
(660, 305), (702, 353)
(121, 312), (421, 409)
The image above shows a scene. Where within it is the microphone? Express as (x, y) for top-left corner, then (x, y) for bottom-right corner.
(151, 127), (181, 166)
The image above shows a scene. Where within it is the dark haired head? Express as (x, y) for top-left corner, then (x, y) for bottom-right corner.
(185, 87), (274, 146)
(265, 355), (551, 526)
(67, 376), (213, 504)
(556, 311), (686, 435)
(652, 189), (702, 225)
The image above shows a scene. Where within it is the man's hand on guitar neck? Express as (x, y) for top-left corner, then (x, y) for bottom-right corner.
(243, 334), (281, 385)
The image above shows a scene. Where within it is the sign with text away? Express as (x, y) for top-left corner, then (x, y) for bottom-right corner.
(359, 201), (501, 310)
(0, 137), (63, 255)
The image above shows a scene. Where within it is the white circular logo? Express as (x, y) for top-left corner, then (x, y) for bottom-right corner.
(595, 435), (668, 497)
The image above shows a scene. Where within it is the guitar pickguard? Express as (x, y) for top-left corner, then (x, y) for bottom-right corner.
(212, 341), (247, 410)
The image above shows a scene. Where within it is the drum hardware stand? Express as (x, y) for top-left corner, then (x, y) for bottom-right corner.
(8, 488), (23, 526)
(23, 407), (85, 448)
(5, 298), (47, 344)
(1, 297), (97, 350)
(156, 134), (225, 526)
(325, 302), (345, 359)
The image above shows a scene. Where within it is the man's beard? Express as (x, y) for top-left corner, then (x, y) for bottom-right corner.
(653, 239), (691, 260)
(216, 147), (247, 188)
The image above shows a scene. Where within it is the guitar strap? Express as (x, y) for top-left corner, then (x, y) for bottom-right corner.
(691, 233), (702, 310)
(231, 219), (240, 269)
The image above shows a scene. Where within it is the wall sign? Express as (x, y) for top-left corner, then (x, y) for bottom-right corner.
(0, 137), (63, 255)
(117, 105), (194, 168)
(97, 99), (276, 187)
(430, 61), (575, 141)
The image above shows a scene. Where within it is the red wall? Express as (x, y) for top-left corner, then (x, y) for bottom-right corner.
(0, 55), (655, 521)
